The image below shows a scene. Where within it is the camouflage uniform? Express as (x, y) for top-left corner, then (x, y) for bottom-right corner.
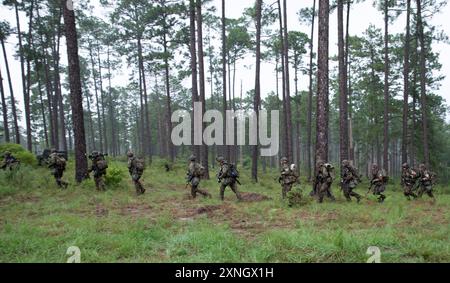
(89, 152), (107, 191)
(48, 149), (68, 189)
(401, 163), (418, 200)
(314, 161), (336, 203)
(417, 164), (435, 200)
(187, 155), (211, 199)
(1, 151), (19, 170)
(341, 160), (362, 202)
(279, 157), (299, 199)
(216, 157), (242, 201)
(127, 152), (145, 195)
(370, 164), (387, 203)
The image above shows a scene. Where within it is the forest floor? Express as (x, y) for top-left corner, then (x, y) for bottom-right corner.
(0, 159), (449, 263)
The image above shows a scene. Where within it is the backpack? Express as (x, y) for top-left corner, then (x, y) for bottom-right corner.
(133, 158), (145, 172)
(379, 169), (389, 182)
(96, 159), (108, 171)
(228, 164), (239, 179)
(55, 155), (66, 168)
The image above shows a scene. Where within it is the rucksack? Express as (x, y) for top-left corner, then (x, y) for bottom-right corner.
(133, 158), (145, 172)
(96, 159), (108, 171)
(228, 164), (239, 179)
(55, 155), (66, 168)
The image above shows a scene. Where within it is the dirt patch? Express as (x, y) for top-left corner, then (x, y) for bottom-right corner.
(119, 204), (154, 217)
(195, 205), (222, 215)
(95, 204), (109, 217)
(240, 192), (271, 202)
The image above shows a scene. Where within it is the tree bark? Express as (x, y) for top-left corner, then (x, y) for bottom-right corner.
(416, 0), (430, 166)
(0, 67), (9, 142)
(1, 38), (20, 144)
(306, 0), (316, 181)
(383, 0), (390, 172)
(252, 0), (262, 182)
(315, 0), (329, 163)
(221, 0), (230, 161)
(196, 0), (209, 178)
(88, 40), (103, 152)
(190, 0), (200, 159)
(402, 0), (411, 164)
(62, 0), (88, 182)
(283, 0), (293, 162)
(338, 0), (349, 168)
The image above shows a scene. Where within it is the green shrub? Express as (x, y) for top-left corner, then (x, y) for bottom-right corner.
(105, 166), (126, 187)
(0, 143), (37, 166)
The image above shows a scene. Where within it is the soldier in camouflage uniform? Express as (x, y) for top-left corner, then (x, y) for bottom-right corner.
(48, 148), (68, 189)
(88, 151), (107, 191)
(341, 160), (362, 203)
(401, 163), (418, 200)
(1, 151), (19, 170)
(216, 156), (242, 201)
(369, 164), (387, 203)
(279, 157), (299, 199)
(417, 163), (436, 201)
(186, 155), (211, 199)
(314, 160), (336, 203)
(127, 151), (145, 195)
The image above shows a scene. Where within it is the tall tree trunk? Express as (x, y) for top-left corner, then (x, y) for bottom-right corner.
(252, 0), (262, 182)
(163, 31), (174, 162)
(283, 0), (293, 162)
(416, 0), (430, 166)
(307, 0), (316, 181)
(221, 0), (230, 161)
(346, 0), (353, 163)
(88, 41), (103, 152)
(277, 0), (287, 158)
(315, 0), (329, 163)
(338, 0), (349, 167)
(82, 80), (95, 152)
(35, 60), (49, 148)
(294, 51), (301, 175)
(1, 38), (20, 144)
(53, 9), (67, 152)
(62, 0), (88, 182)
(97, 43), (108, 154)
(137, 38), (151, 160)
(0, 67), (9, 142)
(402, 0), (411, 164)
(43, 56), (56, 147)
(383, 0), (390, 172)
(15, 0), (32, 150)
(190, 0), (200, 159)
(196, 0), (209, 178)
(107, 46), (117, 157)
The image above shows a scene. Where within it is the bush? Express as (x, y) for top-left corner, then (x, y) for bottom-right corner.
(105, 166), (126, 187)
(0, 143), (37, 166)
(287, 186), (310, 207)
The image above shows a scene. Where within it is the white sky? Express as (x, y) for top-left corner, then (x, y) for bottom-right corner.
(1, 0), (449, 128)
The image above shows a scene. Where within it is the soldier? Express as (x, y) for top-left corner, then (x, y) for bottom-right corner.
(186, 155), (211, 199)
(216, 156), (242, 201)
(127, 151), (145, 195)
(279, 157), (299, 199)
(314, 160), (336, 203)
(417, 163), (436, 201)
(341, 160), (362, 203)
(88, 151), (108, 191)
(48, 148), (68, 189)
(401, 163), (418, 200)
(369, 164), (387, 203)
(1, 151), (19, 170)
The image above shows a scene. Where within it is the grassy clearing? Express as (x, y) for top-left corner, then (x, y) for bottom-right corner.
(0, 159), (449, 263)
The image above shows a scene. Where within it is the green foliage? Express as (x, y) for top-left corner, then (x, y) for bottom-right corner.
(105, 164), (126, 187)
(287, 186), (310, 207)
(0, 143), (37, 166)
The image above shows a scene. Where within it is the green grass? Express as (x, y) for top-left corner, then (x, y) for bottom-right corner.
(0, 158), (449, 263)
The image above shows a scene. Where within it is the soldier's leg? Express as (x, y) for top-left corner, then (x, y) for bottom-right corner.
(282, 184), (288, 199)
(191, 184), (198, 198)
(94, 177), (100, 190)
(317, 183), (326, 203)
(197, 188), (211, 198)
(326, 184), (336, 201)
(230, 182), (242, 201)
(343, 184), (351, 201)
(220, 184), (226, 201)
